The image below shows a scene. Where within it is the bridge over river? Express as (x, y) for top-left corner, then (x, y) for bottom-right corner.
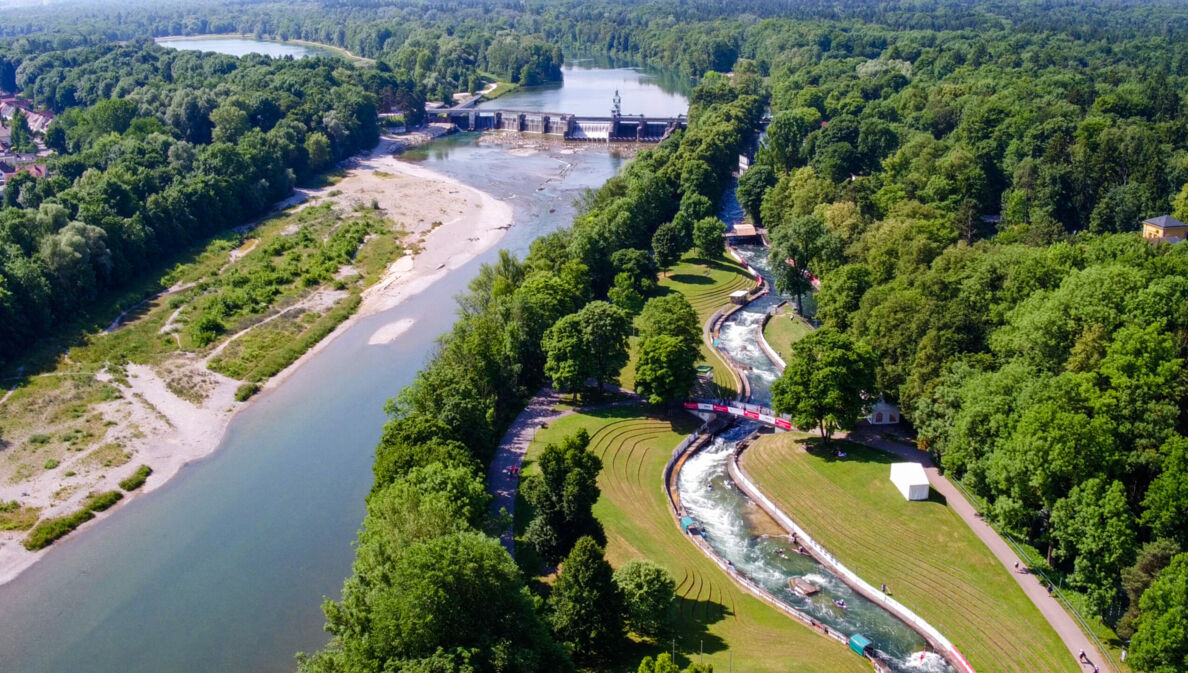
(428, 104), (687, 142)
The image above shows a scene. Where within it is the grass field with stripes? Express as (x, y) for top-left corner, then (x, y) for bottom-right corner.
(517, 406), (868, 672)
(745, 434), (1077, 673)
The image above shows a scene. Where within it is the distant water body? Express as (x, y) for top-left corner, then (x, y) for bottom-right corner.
(480, 61), (691, 118)
(155, 36), (337, 59)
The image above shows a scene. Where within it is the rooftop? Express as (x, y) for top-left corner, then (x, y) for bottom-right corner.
(1143, 214), (1187, 229)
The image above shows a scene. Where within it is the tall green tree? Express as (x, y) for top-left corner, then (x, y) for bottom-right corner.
(736, 164), (777, 225)
(692, 217), (725, 260)
(613, 559), (676, 640)
(543, 313), (590, 395)
(770, 328), (877, 443)
(1129, 552), (1188, 673)
(767, 214), (841, 315)
(637, 294), (701, 357)
(1051, 478), (1137, 616)
(635, 335), (697, 405)
(652, 222), (683, 274)
(549, 536), (625, 663)
(522, 429), (603, 563)
(577, 300), (632, 392)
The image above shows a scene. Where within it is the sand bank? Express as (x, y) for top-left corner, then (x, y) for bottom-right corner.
(0, 132), (514, 585)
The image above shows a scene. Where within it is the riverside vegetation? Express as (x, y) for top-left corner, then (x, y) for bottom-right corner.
(298, 77), (763, 672)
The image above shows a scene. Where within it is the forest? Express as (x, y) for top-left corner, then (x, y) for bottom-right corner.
(1, 0), (1187, 671)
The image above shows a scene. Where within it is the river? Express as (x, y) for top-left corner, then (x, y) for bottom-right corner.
(0, 68), (652, 673)
(673, 193), (952, 673)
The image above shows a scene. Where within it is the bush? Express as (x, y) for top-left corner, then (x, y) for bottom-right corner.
(235, 383), (261, 401)
(119, 465), (153, 491)
(43, 458), (59, 470)
(22, 490), (124, 550)
(28, 434), (50, 446)
(24, 510), (94, 550)
(85, 490), (123, 512)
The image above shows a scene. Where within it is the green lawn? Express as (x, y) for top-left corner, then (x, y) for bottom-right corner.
(761, 311), (812, 363)
(745, 434), (1077, 673)
(516, 407), (869, 673)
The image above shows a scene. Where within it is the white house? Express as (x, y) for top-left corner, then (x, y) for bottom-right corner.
(890, 462), (929, 501)
(866, 399), (900, 425)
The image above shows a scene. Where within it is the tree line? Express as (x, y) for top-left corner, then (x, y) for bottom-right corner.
(0, 42), (414, 364)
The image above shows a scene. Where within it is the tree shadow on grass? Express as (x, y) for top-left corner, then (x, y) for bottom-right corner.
(666, 273), (716, 286)
(612, 594), (731, 670)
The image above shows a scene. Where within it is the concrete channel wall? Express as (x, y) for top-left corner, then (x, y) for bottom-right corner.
(662, 418), (892, 673)
(729, 438), (976, 673)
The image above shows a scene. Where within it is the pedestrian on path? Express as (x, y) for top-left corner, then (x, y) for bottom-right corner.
(1014, 561), (1019, 572)
(1047, 583), (1054, 596)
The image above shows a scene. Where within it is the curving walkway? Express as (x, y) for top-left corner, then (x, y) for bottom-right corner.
(487, 386), (640, 553)
(844, 430), (1111, 673)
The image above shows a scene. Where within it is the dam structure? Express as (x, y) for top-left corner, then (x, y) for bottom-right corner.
(429, 106), (687, 142)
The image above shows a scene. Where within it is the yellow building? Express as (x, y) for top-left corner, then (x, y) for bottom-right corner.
(1142, 215), (1188, 243)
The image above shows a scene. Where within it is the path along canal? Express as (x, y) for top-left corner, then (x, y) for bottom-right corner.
(673, 189), (954, 673)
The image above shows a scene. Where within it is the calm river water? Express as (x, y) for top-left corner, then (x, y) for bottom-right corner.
(0, 67), (661, 673)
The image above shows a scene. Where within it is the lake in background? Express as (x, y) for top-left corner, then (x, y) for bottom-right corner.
(0, 62), (685, 673)
(479, 61), (692, 118)
(155, 36), (338, 59)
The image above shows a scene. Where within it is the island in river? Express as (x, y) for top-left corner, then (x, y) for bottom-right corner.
(0, 131), (512, 584)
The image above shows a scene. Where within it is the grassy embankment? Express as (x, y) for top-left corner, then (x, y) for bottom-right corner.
(744, 435), (1077, 673)
(516, 407), (869, 673)
(761, 310), (812, 363)
(0, 200), (405, 541)
(475, 72), (520, 101)
(619, 253), (752, 399)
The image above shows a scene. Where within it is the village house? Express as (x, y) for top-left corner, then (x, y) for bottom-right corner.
(1141, 214), (1188, 244)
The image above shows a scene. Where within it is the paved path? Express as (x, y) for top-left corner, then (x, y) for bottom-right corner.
(847, 430), (1111, 673)
(488, 386), (641, 553)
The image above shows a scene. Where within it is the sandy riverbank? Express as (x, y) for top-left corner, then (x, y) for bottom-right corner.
(0, 132), (514, 585)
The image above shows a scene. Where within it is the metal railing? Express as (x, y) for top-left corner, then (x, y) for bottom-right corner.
(949, 479), (1121, 673)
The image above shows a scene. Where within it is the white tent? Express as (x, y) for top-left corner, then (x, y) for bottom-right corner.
(889, 462), (929, 501)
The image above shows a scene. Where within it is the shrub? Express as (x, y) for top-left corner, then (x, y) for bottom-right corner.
(119, 465), (153, 491)
(28, 434), (50, 446)
(84, 490), (123, 512)
(22, 490), (124, 550)
(43, 458), (59, 470)
(24, 510), (94, 550)
(235, 383), (261, 401)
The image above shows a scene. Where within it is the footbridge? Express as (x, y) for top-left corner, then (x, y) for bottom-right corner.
(683, 399), (795, 431)
(427, 106), (686, 142)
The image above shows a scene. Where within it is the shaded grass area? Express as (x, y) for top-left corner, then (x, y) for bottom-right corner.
(745, 435), (1076, 673)
(621, 254), (752, 398)
(761, 311), (812, 363)
(516, 407), (868, 673)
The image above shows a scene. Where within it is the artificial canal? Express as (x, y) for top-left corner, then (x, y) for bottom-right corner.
(672, 187), (954, 673)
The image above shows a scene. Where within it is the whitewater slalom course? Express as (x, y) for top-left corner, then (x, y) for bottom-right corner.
(664, 240), (968, 673)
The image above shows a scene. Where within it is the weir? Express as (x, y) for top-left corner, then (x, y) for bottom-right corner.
(428, 107), (686, 142)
